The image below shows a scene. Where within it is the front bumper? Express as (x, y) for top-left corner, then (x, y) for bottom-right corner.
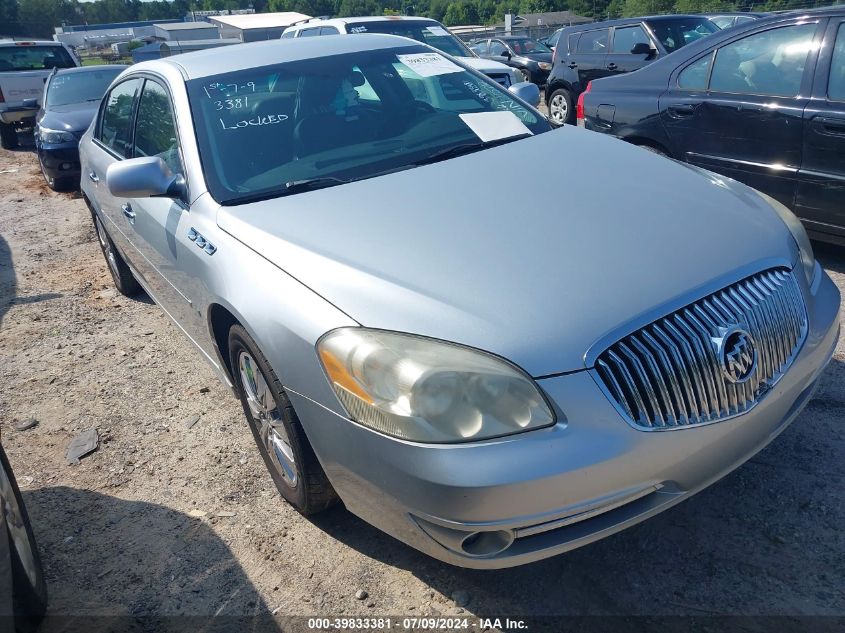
(290, 267), (840, 568)
(37, 144), (80, 180)
(0, 106), (37, 125)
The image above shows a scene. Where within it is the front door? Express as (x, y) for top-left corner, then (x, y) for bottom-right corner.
(796, 18), (845, 241)
(85, 77), (144, 263)
(119, 78), (210, 352)
(607, 24), (655, 77)
(660, 21), (822, 208)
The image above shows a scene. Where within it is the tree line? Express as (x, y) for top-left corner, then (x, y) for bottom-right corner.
(0, 0), (832, 39)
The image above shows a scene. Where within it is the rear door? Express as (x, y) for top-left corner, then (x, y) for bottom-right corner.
(607, 24), (656, 76)
(567, 27), (611, 90)
(795, 18), (845, 240)
(85, 77), (143, 259)
(660, 20), (823, 208)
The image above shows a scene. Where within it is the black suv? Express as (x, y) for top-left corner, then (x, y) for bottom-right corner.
(545, 15), (719, 125)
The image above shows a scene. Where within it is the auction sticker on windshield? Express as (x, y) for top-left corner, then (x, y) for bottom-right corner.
(396, 52), (462, 77)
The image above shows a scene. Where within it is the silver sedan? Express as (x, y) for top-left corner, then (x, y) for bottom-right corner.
(79, 34), (840, 568)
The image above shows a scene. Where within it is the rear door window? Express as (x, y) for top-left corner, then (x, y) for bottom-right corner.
(576, 29), (609, 53)
(709, 23), (817, 96)
(98, 78), (142, 157)
(678, 54), (713, 90)
(828, 23), (845, 101)
(320, 26), (339, 35)
(298, 28), (320, 37)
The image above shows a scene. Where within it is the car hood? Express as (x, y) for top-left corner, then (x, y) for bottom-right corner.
(38, 103), (98, 133)
(520, 52), (553, 63)
(217, 128), (796, 377)
(459, 57), (515, 74)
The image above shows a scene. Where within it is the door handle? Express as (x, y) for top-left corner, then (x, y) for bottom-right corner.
(816, 117), (845, 137)
(668, 103), (697, 118)
(88, 171), (99, 183)
(606, 62), (618, 71)
(567, 62), (578, 69)
(121, 203), (136, 222)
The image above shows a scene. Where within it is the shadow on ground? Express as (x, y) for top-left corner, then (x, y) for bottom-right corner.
(313, 358), (845, 618)
(21, 486), (282, 632)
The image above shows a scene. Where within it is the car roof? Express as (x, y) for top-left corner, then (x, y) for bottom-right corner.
(292, 15), (437, 28)
(562, 14), (709, 32)
(55, 64), (125, 75)
(134, 34), (424, 80)
(0, 40), (68, 47)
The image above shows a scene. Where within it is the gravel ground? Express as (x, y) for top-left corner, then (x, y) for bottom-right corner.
(0, 142), (843, 631)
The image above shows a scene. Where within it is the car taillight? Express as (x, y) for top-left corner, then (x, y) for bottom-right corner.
(576, 81), (591, 127)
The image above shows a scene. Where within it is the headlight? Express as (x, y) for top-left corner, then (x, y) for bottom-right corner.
(538, 62), (552, 70)
(757, 191), (815, 284)
(317, 328), (556, 443)
(39, 127), (75, 144)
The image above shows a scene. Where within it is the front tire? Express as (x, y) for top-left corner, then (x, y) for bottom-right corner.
(548, 88), (574, 127)
(1, 446), (47, 631)
(0, 123), (18, 150)
(228, 325), (337, 515)
(90, 208), (141, 296)
(519, 67), (532, 83)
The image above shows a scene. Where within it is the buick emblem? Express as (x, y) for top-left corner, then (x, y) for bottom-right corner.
(714, 327), (757, 384)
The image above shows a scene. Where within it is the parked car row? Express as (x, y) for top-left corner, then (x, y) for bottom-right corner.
(578, 7), (845, 246)
(469, 36), (554, 85)
(76, 27), (838, 571)
(282, 16), (523, 88)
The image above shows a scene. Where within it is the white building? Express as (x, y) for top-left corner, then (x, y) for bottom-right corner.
(208, 12), (311, 42)
(153, 22), (220, 42)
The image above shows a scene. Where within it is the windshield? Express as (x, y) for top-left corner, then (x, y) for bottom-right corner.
(646, 18), (719, 53)
(46, 68), (122, 107)
(344, 21), (474, 58)
(506, 38), (552, 55)
(0, 45), (75, 71)
(189, 45), (549, 205)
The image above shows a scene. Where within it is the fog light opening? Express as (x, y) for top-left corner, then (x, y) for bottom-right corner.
(460, 530), (514, 557)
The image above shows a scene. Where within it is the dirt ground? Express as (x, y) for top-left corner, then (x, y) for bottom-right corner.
(1, 142), (843, 632)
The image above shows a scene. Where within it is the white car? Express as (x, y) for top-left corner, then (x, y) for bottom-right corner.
(281, 16), (522, 88)
(0, 40), (79, 149)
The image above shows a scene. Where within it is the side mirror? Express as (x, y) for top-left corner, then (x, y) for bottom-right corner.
(508, 81), (540, 107)
(630, 42), (655, 57)
(501, 50), (512, 60)
(22, 98), (38, 108)
(106, 156), (185, 200)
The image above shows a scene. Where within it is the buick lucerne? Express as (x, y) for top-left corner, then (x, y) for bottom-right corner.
(79, 35), (840, 568)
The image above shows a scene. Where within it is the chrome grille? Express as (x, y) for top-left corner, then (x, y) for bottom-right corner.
(595, 268), (807, 430)
(487, 73), (511, 87)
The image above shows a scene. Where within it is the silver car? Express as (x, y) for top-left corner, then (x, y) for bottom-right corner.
(79, 35), (840, 568)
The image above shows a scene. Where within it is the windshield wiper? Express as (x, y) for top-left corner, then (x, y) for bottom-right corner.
(222, 176), (350, 206)
(283, 176), (348, 194)
(413, 134), (531, 167)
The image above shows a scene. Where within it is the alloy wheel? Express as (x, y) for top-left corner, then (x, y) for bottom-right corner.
(550, 94), (568, 125)
(238, 351), (299, 488)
